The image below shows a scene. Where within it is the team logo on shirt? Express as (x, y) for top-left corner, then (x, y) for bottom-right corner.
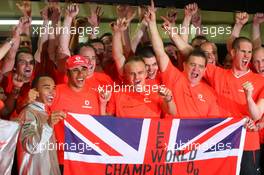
(197, 94), (205, 102)
(144, 97), (151, 103)
(82, 100), (92, 109)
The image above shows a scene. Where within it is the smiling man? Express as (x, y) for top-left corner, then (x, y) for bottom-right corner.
(0, 49), (35, 118)
(17, 75), (65, 175)
(100, 56), (176, 118)
(50, 55), (101, 170)
(253, 47), (264, 76)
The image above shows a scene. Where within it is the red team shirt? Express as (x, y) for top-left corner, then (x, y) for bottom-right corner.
(50, 83), (100, 164)
(107, 90), (163, 118)
(161, 61), (221, 118)
(204, 64), (264, 150)
(1, 72), (34, 118)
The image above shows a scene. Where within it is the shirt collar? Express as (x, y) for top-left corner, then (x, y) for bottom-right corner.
(232, 69), (250, 78)
(29, 101), (46, 112)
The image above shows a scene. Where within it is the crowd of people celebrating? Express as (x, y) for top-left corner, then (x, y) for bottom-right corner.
(0, 1), (264, 175)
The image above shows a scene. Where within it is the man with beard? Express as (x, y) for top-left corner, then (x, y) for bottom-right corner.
(50, 55), (101, 171)
(146, 1), (221, 118)
(1, 49), (35, 118)
(17, 75), (64, 175)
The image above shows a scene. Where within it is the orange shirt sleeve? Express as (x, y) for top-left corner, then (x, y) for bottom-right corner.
(160, 61), (182, 89)
(204, 64), (220, 87)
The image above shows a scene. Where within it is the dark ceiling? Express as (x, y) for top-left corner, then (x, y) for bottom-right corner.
(33, 0), (264, 13)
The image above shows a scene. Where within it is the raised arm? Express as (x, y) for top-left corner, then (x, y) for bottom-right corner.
(57, 4), (79, 72)
(181, 3), (198, 43)
(48, 3), (61, 64)
(0, 20), (22, 74)
(162, 17), (193, 58)
(116, 5), (136, 57)
(87, 6), (103, 40)
(16, 1), (32, 36)
(0, 38), (16, 61)
(131, 19), (148, 53)
(191, 8), (203, 36)
(111, 18), (129, 76)
(145, 0), (170, 72)
(34, 6), (49, 63)
(252, 13), (264, 49)
(226, 12), (248, 53)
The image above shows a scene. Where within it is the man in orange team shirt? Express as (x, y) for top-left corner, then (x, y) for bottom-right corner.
(111, 18), (161, 86)
(50, 55), (102, 172)
(251, 47), (264, 175)
(100, 56), (176, 118)
(204, 37), (264, 175)
(146, 2), (221, 118)
(56, 4), (113, 88)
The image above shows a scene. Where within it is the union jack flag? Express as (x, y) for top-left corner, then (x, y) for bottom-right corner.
(64, 113), (246, 175)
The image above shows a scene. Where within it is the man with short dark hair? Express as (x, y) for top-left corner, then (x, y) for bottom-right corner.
(17, 75), (64, 175)
(101, 56), (176, 118)
(146, 2), (221, 118)
(204, 37), (264, 175)
(50, 55), (101, 170)
(1, 49), (35, 118)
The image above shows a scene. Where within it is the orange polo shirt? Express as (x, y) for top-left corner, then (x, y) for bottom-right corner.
(161, 61), (221, 118)
(107, 89), (163, 118)
(204, 64), (264, 150)
(50, 83), (100, 164)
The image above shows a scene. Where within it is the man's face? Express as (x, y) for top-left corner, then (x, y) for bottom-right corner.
(223, 54), (233, 69)
(91, 42), (104, 66)
(91, 42), (104, 57)
(16, 52), (34, 79)
(124, 61), (147, 88)
(253, 49), (264, 76)
(79, 46), (96, 77)
(184, 56), (206, 86)
(200, 43), (218, 65)
(231, 41), (252, 72)
(165, 45), (178, 62)
(143, 56), (158, 80)
(20, 35), (32, 50)
(101, 35), (112, 58)
(191, 38), (207, 48)
(36, 77), (56, 106)
(68, 66), (88, 90)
